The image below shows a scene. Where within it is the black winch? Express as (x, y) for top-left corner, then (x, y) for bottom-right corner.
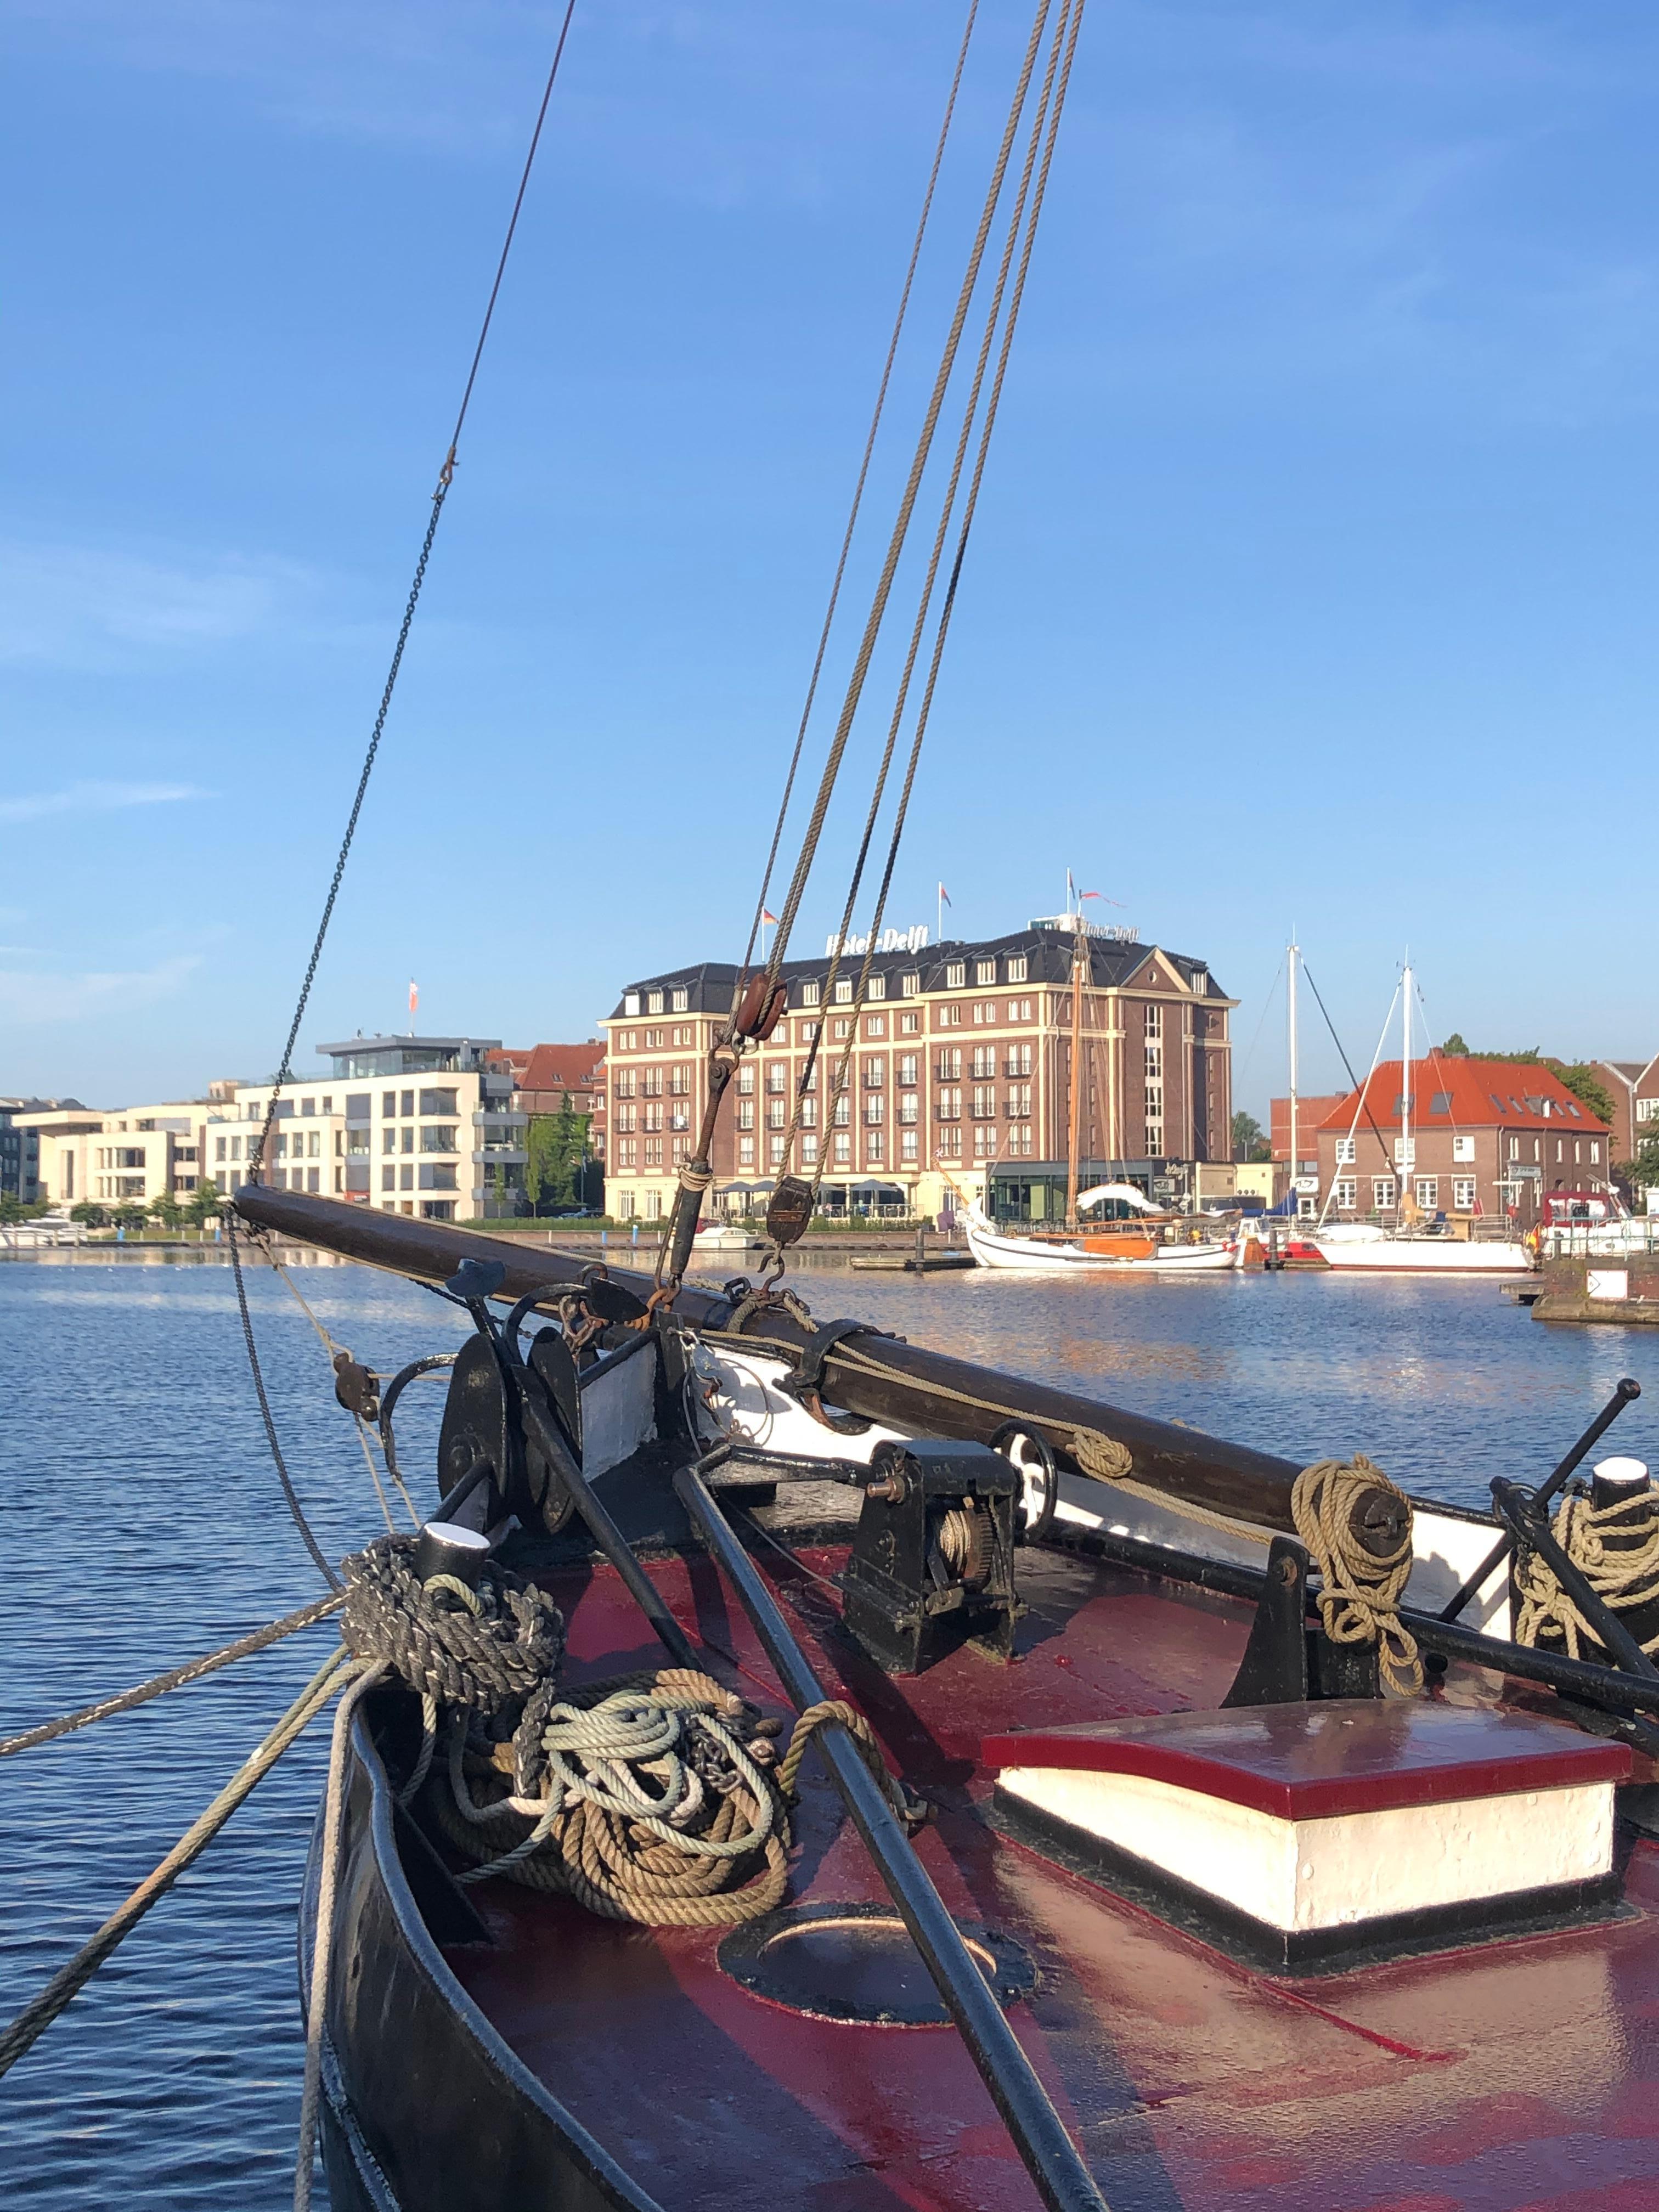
(841, 1438), (1020, 1675)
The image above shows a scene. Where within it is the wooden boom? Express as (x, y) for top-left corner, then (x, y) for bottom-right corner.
(232, 1185), (1350, 1539)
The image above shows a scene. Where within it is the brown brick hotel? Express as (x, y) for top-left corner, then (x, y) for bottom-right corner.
(601, 922), (1234, 1223)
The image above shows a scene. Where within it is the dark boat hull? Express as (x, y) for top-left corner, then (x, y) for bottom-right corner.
(300, 1708), (662, 2212)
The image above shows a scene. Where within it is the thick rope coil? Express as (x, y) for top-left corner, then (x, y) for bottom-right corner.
(1068, 1429), (1133, 1482)
(1514, 1487), (1659, 1662)
(1291, 1457), (1422, 1697)
(339, 1535), (566, 1719)
(430, 1667), (791, 1926)
(774, 1699), (925, 1830)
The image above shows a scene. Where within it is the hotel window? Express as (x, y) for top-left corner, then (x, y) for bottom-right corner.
(647, 991), (664, 1014)
(899, 1056), (919, 1091)
(1453, 1177), (1477, 1211)
(614, 1104), (636, 1133)
(867, 975), (887, 1001)
(936, 1048), (962, 1081)
(1007, 957), (1028, 984)
(801, 1133), (819, 1164)
(833, 1018), (853, 1041)
(770, 1135), (787, 1166)
(938, 1003), (962, 1027)
(802, 981), (822, 1007)
(670, 988), (688, 1013)
(645, 1028), (665, 1049)
(1191, 970), (1208, 995)
(672, 1138), (689, 1166)
(766, 1063), (787, 1093)
(899, 1012), (919, 1035)
(669, 1105), (689, 1132)
(736, 1100), (753, 1130)
(937, 1086), (962, 1121)
(643, 1102), (664, 1132)
(1007, 997), (1032, 1022)
(1415, 1177), (1438, 1210)
(901, 972), (919, 998)
(866, 1130), (884, 1162)
(1006, 1085), (1032, 1118)
(1005, 1043), (1032, 1077)
(899, 1093), (919, 1125)
(975, 960), (995, 985)
(802, 1021), (820, 1042)
(973, 1124), (997, 1158)
(766, 1099), (786, 1130)
(1334, 1178), (1357, 1210)
(972, 1000), (997, 1024)
(614, 1070), (635, 1099)
(1145, 1005), (1163, 1039)
(945, 962), (966, 989)
(972, 1046), (996, 1080)
(901, 1128), (919, 1161)
(669, 1065), (690, 1096)
(865, 1013), (886, 1039)
(1373, 1176), (1396, 1210)
(971, 1085), (996, 1120)
(643, 1066), (663, 1097)
(936, 1127), (962, 1159)
(864, 1057), (884, 1088)
(670, 1025), (692, 1046)
(833, 1132), (852, 1165)
(624, 993), (641, 1017)
(736, 1064), (754, 1096)
(738, 1136), (755, 1167)
(1145, 1043), (1162, 1079)
(833, 1095), (851, 1128)
(1335, 1137), (1356, 1165)
(834, 978), (854, 1004)
(617, 1137), (636, 1167)
(645, 1137), (663, 1166)
(1008, 1124), (1032, 1157)
(799, 1097), (818, 1128)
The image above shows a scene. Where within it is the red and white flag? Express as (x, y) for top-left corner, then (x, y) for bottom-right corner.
(408, 979), (419, 1020)
(761, 908), (778, 926)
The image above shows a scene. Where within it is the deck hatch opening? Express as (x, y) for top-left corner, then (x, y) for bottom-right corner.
(717, 1901), (1034, 2025)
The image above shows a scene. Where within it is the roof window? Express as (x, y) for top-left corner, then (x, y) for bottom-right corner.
(1429, 1091), (1452, 1115)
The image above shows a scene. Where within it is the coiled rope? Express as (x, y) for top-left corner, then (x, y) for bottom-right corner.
(1291, 1456), (1422, 1697)
(1514, 1486), (1659, 1662)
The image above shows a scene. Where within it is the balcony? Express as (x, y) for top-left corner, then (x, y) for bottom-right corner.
(472, 1146), (528, 1165)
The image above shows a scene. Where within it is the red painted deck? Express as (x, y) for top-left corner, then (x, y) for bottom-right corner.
(443, 1543), (1659, 2211)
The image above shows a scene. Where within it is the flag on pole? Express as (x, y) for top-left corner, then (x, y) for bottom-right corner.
(408, 979), (419, 1020)
(938, 883), (952, 907)
(761, 909), (778, 926)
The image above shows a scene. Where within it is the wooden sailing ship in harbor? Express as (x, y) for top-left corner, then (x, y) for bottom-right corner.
(11, 10), (1659, 2211)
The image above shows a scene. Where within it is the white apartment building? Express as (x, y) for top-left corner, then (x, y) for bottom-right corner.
(214, 1035), (528, 1222)
(20, 1102), (215, 1209)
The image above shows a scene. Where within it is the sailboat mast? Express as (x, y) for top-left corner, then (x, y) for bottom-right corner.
(1401, 958), (1413, 1217)
(1286, 933), (1300, 1216)
(1066, 902), (1085, 1227)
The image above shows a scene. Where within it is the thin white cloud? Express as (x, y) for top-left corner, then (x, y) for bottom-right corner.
(0, 781), (211, 827)
(0, 540), (321, 666)
(0, 954), (202, 1025)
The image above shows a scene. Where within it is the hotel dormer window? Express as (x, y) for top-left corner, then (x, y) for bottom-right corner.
(802, 981), (822, 1007)
(671, 988), (689, 1013)
(945, 961), (966, 989)
(834, 978), (853, 1003)
(647, 990), (664, 1015)
(1007, 956), (1028, 983)
(867, 974), (886, 1001)
(975, 959), (995, 985)
(624, 993), (640, 1017)
(901, 972), (919, 997)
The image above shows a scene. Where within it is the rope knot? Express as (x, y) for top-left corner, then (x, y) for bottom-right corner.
(1514, 1485), (1659, 1662)
(1291, 1455), (1422, 1697)
(340, 1534), (566, 1719)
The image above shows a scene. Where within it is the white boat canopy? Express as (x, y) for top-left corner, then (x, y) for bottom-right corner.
(1076, 1183), (1162, 1215)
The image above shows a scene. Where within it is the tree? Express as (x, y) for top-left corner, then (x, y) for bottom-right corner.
(148, 1189), (184, 1232)
(525, 1096), (591, 1214)
(69, 1200), (110, 1228)
(185, 1178), (223, 1229)
(1618, 1131), (1659, 1193)
(111, 1203), (147, 1232)
(1231, 1110), (1271, 1164)
(1440, 1032), (1469, 1056)
(1, 1193), (47, 1225)
(1545, 1061), (1617, 1130)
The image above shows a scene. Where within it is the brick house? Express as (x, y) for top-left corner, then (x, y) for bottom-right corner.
(600, 924), (1234, 1224)
(1590, 1057), (1659, 1167)
(1313, 1057), (1614, 1226)
(489, 1043), (607, 1163)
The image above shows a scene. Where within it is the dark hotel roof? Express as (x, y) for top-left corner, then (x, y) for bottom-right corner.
(608, 926), (1229, 1020)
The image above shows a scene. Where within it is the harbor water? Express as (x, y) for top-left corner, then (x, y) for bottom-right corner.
(1, 1248), (1655, 2206)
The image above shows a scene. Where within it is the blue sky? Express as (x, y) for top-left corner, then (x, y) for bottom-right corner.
(3, 1), (1656, 1115)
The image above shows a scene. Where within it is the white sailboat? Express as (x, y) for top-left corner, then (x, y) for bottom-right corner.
(1311, 961), (1532, 1276)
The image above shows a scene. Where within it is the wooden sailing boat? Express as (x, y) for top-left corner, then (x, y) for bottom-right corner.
(192, 9), (1659, 2208)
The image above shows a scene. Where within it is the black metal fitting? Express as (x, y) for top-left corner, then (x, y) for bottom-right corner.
(842, 1438), (1021, 1675)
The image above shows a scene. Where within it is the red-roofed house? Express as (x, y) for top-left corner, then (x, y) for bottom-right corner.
(1590, 1056), (1659, 1166)
(487, 1043), (607, 1162)
(1313, 1057), (1613, 1226)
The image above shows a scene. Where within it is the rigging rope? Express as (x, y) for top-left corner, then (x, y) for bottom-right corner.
(792, 0), (1087, 1220)
(732, 0), (982, 1005)
(1291, 1456), (1423, 1697)
(755, 0), (1059, 990)
(228, 1209), (342, 1590)
(0, 1594), (343, 1762)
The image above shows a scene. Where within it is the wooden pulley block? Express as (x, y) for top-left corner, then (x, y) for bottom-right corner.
(733, 974), (788, 1040)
